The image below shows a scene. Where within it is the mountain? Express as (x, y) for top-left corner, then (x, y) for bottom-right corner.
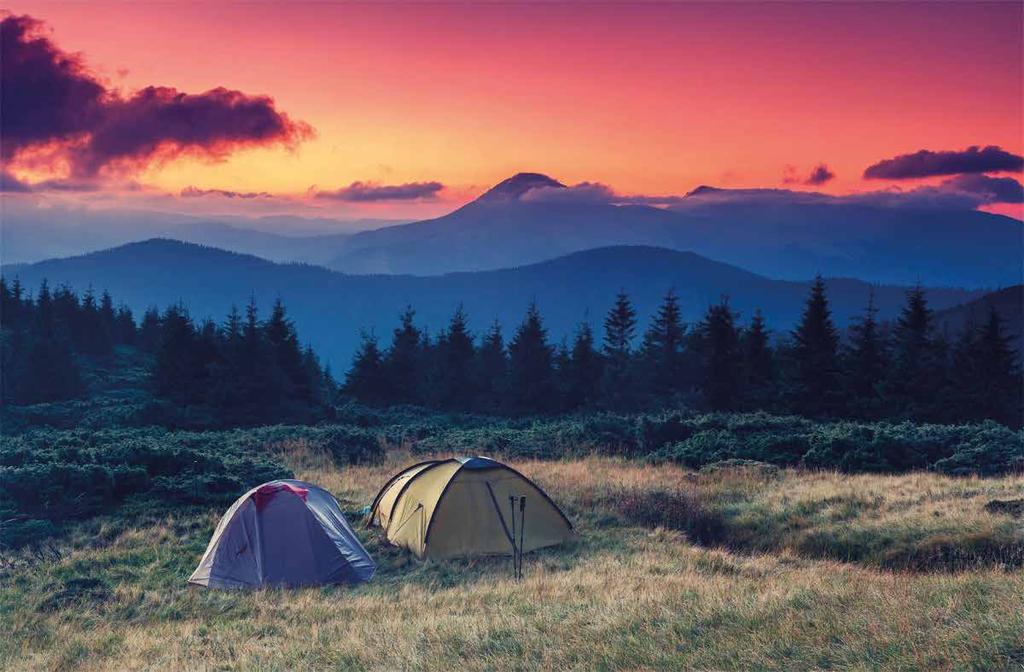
(3, 240), (984, 369)
(0, 205), (378, 265)
(934, 285), (1024, 352)
(324, 173), (1023, 287)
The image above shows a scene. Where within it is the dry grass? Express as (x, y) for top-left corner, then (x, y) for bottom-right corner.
(2, 447), (1022, 671)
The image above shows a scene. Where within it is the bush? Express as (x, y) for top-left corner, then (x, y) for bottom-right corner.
(0, 427), (292, 548)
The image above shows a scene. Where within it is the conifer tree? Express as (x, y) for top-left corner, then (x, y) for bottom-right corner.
(564, 321), (603, 410)
(740, 309), (775, 410)
(114, 304), (137, 345)
(843, 294), (888, 418)
(345, 332), (387, 405)
(507, 302), (555, 413)
(789, 275), (841, 417)
(384, 306), (424, 404)
(476, 320), (508, 413)
(640, 289), (687, 398)
(152, 303), (198, 406)
(695, 299), (741, 410)
(139, 307), (162, 353)
(601, 291), (639, 409)
(886, 286), (944, 421)
(435, 306), (476, 409)
(951, 307), (1021, 426)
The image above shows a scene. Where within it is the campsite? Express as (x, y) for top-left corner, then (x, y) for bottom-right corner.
(2, 416), (1023, 670)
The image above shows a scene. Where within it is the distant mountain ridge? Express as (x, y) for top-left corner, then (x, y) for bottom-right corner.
(4, 239), (984, 369)
(322, 173), (1023, 287)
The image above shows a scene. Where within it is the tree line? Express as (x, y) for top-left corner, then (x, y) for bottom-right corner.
(344, 277), (1022, 427)
(0, 278), (334, 425)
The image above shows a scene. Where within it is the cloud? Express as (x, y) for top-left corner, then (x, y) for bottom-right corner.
(938, 174), (1023, 204)
(783, 163), (836, 186)
(0, 171), (33, 192)
(863, 145), (1023, 180)
(520, 181), (615, 204)
(315, 181), (444, 202)
(181, 186), (273, 199)
(0, 14), (312, 178)
(805, 164), (835, 186)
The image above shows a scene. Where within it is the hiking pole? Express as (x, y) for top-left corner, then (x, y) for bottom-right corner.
(509, 495), (518, 580)
(518, 496), (527, 580)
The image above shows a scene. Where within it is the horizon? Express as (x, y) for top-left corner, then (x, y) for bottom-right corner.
(2, 2), (1022, 227)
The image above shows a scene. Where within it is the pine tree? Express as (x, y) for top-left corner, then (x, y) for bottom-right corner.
(152, 303), (198, 406)
(384, 306), (424, 405)
(740, 310), (775, 410)
(435, 305), (476, 410)
(265, 298), (307, 400)
(952, 307), (1021, 426)
(564, 321), (603, 410)
(114, 304), (137, 345)
(345, 332), (387, 405)
(886, 286), (945, 421)
(843, 294), (888, 418)
(476, 320), (508, 413)
(601, 291), (639, 409)
(789, 275), (841, 417)
(507, 302), (555, 413)
(640, 289), (687, 398)
(139, 306), (162, 353)
(695, 299), (741, 411)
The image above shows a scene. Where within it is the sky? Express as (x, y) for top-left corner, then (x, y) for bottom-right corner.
(2, 1), (1022, 223)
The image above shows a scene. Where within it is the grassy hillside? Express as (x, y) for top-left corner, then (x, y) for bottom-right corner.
(2, 444), (1022, 671)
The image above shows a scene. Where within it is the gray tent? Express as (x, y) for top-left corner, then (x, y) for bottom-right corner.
(188, 480), (375, 589)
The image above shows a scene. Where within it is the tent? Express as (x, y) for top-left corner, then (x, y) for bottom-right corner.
(189, 480), (375, 589)
(368, 456), (573, 560)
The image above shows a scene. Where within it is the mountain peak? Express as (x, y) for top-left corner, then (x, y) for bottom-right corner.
(477, 172), (565, 203)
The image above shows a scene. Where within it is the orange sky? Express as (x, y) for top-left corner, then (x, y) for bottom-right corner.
(4, 1), (1023, 220)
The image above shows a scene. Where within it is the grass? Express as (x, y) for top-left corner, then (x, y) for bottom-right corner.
(1, 444), (1022, 671)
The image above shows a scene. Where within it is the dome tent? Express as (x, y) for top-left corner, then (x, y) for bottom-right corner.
(368, 456), (573, 560)
(189, 480), (375, 589)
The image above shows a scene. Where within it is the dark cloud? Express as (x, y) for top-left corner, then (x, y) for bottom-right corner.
(939, 174), (1023, 204)
(0, 14), (312, 177)
(805, 164), (835, 186)
(520, 182), (615, 204)
(181, 186), (274, 199)
(863, 145), (1023, 180)
(315, 181), (444, 202)
(783, 163), (835, 186)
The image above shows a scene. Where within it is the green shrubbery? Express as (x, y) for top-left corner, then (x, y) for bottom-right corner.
(404, 409), (1022, 476)
(0, 423), (389, 549)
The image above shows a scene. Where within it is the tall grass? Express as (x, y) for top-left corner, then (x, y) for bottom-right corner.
(3, 449), (1021, 671)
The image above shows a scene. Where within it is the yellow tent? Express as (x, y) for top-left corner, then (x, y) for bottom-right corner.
(368, 456), (573, 560)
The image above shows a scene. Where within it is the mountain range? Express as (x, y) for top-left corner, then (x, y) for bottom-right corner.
(323, 173), (1023, 287)
(4, 239), (985, 368)
(5, 173), (1021, 288)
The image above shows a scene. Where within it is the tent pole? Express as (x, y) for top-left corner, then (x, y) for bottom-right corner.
(519, 497), (526, 580)
(509, 495), (518, 580)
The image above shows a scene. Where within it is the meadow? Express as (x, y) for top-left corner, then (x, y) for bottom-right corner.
(2, 437), (1022, 671)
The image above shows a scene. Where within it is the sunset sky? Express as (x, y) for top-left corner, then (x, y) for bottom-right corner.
(2, 1), (1022, 222)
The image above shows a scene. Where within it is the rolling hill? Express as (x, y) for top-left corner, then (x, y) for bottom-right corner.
(325, 173), (1023, 287)
(3, 240), (984, 369)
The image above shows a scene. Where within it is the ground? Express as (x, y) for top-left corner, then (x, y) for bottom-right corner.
(2, 443), (1022, 671)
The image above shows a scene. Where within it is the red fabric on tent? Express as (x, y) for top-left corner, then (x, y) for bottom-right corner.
(253, 482), (309, 510)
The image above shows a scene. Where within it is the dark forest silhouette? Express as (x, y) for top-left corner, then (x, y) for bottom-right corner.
(1, 275), (1020, 428)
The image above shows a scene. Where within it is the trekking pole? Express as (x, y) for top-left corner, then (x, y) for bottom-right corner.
(509, 495), (518, 580)
(518, 497), (527, 580)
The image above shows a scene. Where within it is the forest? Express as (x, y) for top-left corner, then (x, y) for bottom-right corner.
(343, 278), (1022, 427)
